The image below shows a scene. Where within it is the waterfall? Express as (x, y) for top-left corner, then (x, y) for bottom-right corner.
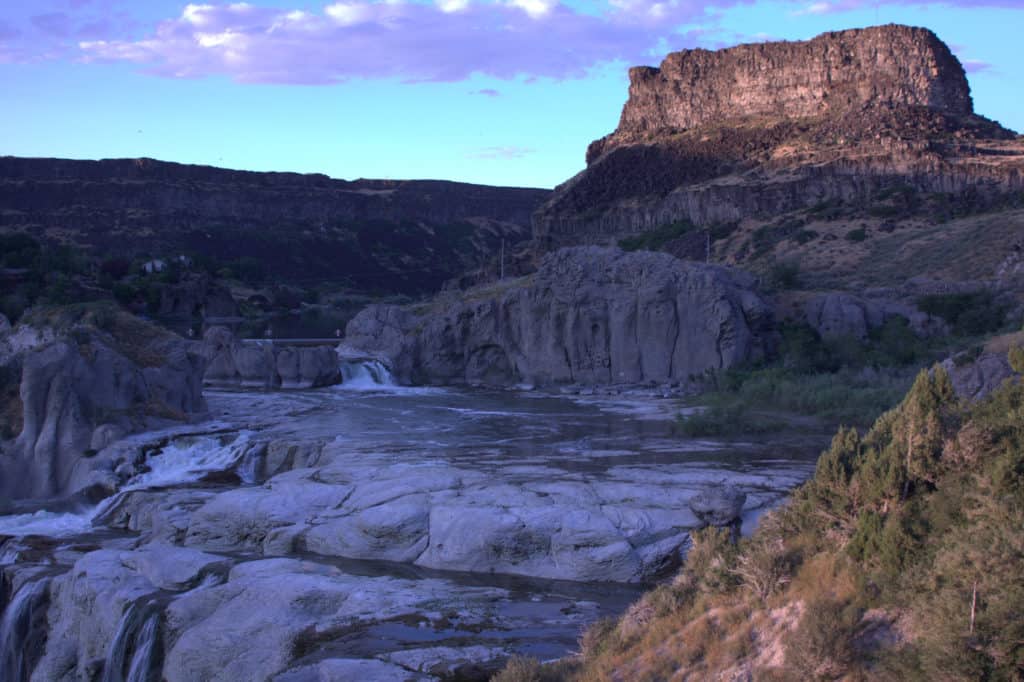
(103, 600), (161, 682)
(125, 613), (160, 682)
(339, 359), (396, 389)
(235, 443), (264, 485)
(0, 577), (51, 682)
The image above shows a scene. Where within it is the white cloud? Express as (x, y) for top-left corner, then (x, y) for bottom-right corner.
(438, 0), (471, 13)
(325, 2), (372, 25)
(509, 0), (556, 19)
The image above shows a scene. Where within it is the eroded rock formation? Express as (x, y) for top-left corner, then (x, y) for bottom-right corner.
(535, 25), (1024, 247)
(345, 246), (773, 386)
(0, 305), (207, 499)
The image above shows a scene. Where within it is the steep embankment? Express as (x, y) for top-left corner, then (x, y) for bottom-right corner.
(0, 303), (207, 500)
(533, 25), (1024, 290)
(499, 349), (1024, 680)
(0, 156), (550, 295)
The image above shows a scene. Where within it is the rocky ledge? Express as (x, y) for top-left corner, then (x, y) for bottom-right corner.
(344, 246), (774, 387)
(0, 304), (207, 500)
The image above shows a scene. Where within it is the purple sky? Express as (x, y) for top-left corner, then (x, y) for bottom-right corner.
(1, 0), (1020, 186)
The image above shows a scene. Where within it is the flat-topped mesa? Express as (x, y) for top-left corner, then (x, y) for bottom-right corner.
(588, 25), (972, 163)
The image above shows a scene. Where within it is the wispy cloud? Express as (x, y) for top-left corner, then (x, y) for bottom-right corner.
(74, 1), (725, 83)
(468, 145), (536, 159)
(471, 88), (502, 97)
(961, 58), (994, 73)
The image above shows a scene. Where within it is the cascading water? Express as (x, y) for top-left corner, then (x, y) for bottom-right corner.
(0, 577), (51, 682)
(103, 600), (162, 682)
(125, 613), (160, 682)
(339, 359), (396, 390)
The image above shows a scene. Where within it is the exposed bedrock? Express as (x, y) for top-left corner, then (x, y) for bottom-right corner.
(593, 25), (973, 158)
(0, 305), (207, 500)
(91, 439), (803, 584)
(344, 246), (773, 387)
(535, 25), (1023, 246)
(201, 327), (341, 389)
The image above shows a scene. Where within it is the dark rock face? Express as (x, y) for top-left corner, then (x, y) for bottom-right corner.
(535, 26), (1024, 247)
(0, 307), (207, 499)
(0, 157), (550, 295)
(345, 247), (773, 387)
(202, 327), (341, 389)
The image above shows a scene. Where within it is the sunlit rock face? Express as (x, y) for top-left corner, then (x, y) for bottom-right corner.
(534, 26), (1024, 247)
(589, 25), (973, 162)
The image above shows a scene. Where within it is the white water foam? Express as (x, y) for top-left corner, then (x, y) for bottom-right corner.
(123, 433), (253, 491)
(0, 433), (256, 539)
(338, 359), (397, 390)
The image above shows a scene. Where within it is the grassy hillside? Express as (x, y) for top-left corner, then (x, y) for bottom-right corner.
(498, 356), (1024, 681)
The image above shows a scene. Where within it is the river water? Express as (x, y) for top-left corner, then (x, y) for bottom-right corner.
(0, 364), (826, 680)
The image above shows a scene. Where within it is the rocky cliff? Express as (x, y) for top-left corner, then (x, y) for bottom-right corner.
(344, 247), (773, 387)
(535, 25), (1024, 249)
(0, 304), (207, 500)
(0, 157), (550, 295)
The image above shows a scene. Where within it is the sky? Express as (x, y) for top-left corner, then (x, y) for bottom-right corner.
(0, 0), (1021, 188)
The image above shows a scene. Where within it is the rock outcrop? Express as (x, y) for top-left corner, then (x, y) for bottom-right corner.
(534, 25), (1023, 247)
(0, 304), (207, 499)
(589, 25), (972, 161)
(345, 246), (773, 387)
(0, 156), (550, 296)
(803, 292), (946, 340)
(201, 327), (341, 389)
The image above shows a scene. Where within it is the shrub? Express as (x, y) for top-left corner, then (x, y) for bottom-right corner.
(845, 227), (868, 242)
(784, 595), (861, 679)
(619, 221), (694, 252)
(916, 291), (1007, 337)
(769, 260), (801, 289)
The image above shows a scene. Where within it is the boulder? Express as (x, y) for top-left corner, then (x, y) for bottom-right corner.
(345, 246), (773, 387)
(942, 352), (1016, 402)
(804, 292), (946, 341)
(688, 483), (747, 527)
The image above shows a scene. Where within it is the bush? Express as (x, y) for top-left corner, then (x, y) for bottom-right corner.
(784, 596), (861, 679)
(769, 260), (801, 289)
(845, 227), (868, 242)
(619, 220), (694, 252)
(917, 291), (1007, 337)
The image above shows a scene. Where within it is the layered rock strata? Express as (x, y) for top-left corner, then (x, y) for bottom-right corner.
(535, 25), (1024, 246)
(0, 156), (550, 295)
(344, 246), (774, 386)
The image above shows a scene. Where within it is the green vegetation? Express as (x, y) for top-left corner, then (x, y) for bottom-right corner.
(917, 291), (1009, 337)
(677, 321), (933, 436)
(845, 227), (869, 242)
(618, 221), (694, 252)
(498, 357), (1024, 680)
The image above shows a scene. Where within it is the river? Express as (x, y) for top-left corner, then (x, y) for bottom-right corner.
(0, 363), (824, 680)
